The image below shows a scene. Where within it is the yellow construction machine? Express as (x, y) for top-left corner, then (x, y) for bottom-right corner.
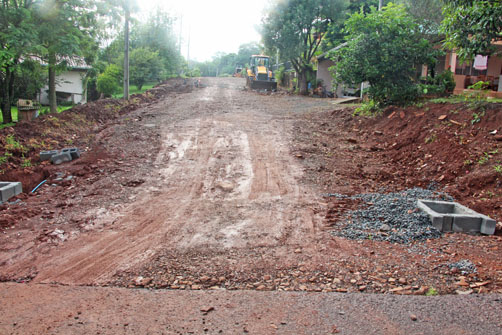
(233, 66), (243, 77)
(246, 55), (277, 90)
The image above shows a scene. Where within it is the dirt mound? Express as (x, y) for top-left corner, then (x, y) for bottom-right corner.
(291, 100), (502, 294)
(0, 78), (192, 194)
(364, 102), (502, 219)
(293, 102), (501, 221)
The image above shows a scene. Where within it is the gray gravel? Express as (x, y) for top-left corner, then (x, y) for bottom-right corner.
(448, 259), (478, 275)
(327, 188), (454, 243)
(3, 282), (502, 335)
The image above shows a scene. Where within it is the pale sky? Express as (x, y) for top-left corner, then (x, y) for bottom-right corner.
(139, 0), (270, 62)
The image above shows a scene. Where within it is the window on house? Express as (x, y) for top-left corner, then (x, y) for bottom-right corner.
(455, 59), (488, 76)
(435, 57), (446, 76)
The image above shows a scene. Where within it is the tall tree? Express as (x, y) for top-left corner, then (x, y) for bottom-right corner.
(332, 3), (435, 106)
(396, 0), (444, 42)
(236, 42), (262, 67)
(262, 0), (348, 95)
(441, 0), (502, 59)
(322, 0), (379, 52)
(129, 47), (161, 90)
(130, 7), (181, 77)
(0, 0), (37, 124)
(35, 0), (100, 113)
(99, 0), (139, 100)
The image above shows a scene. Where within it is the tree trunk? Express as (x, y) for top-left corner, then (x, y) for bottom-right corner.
(298, 70), (309, 96)
(0, 70), (13, 124)
(48, 51), (57, 114)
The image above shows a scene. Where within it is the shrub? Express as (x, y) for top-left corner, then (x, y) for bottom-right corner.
(97, 64), (122, 97)
(332, 4), (435, 106)
(420, 70), (456, 96)
(275, 66), (286, 86)
(354, 99), (382, 116)
(468, 81), (490, 91)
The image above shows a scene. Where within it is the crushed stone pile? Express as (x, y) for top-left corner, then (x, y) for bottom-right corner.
(327, 187), (454, 244)
(448, 259), (477, 275)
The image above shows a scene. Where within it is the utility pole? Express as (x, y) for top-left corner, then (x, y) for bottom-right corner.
(187, 26), (191, 70)
(178, 14), (184, 76)
(178, 14), (183, 55)
(123, 3), (130, 100)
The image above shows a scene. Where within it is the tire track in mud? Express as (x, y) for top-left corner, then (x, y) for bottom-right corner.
(18, 81), (324, 286)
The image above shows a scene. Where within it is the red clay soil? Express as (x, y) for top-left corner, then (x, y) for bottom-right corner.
(0, 79), (501, 300)
(290, 100), (502, 294)
(372, 103), (502, 219)
(0, 79), (191, 193)
(294, 102), (502, 220)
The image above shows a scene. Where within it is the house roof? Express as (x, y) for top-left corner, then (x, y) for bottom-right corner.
(58, 57), (91, 70)
(26, 55), (91, 70)
(317, 42), (348, 61)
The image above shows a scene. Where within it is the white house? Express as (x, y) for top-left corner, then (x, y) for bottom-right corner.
(316, 42), (369, 98)
(38, 58), (90, 105)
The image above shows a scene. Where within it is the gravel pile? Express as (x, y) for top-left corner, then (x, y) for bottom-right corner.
(327, 187), (454, 244)
(448, 259), (477, 275)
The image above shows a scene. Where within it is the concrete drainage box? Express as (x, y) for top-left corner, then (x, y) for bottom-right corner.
(417, 200), (496, 235)
(0, 182), (22, 204)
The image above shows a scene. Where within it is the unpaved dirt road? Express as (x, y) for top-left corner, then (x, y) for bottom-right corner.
(1, 78), (501, 334)
(2, 78), (327, 286)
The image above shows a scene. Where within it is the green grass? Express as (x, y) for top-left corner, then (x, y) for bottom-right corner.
(112, 83), (156, 99)
(425, 287), (439, 296)
(0, 105), (73, 129)
(430, 96), (502, 104)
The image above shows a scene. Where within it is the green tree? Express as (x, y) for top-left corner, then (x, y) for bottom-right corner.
(13, 58), (46, 101)
(441, 0), (502, 59)
(0, 0), (38, 124)
(236, 42), (262, 66)
(129, 47), (162, 90)
(130, 7), (181, 78)
(192, 43), (263, 78)
(396, 0), (444, 41)
(35, 0), (101, 113)
(323, 0), (380, 51)
(347, 0), (380, 12)
(262, 0), (348, 95)
(195, 60), (217, 77)
(332, 4), (434, 106)
(100, 36), (124, 66)
(97, 64), (121, 97)
(217, 53), (238, 76)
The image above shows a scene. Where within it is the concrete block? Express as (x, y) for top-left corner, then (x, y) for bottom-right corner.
(452, 216), (481, 233)
(431, 216), (444, 231)
(443, 216), (453, 232)
(0, 182), (22, 203)
(417, 200), (496, 235)
(481, 218), (496, 235)
(51, 152), (72, 165)
(40, 150), (59, 161)
(61, 147), (80, 160)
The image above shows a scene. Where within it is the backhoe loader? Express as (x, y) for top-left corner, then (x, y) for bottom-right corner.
(246, 55), (277, 90)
